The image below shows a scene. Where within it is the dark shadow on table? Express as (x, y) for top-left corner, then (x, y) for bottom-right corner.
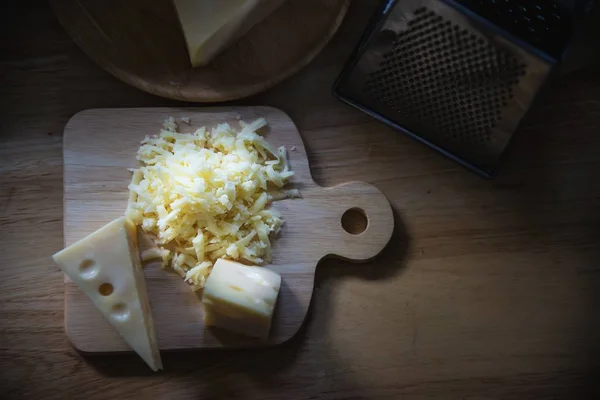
(492, 66), (600, 397)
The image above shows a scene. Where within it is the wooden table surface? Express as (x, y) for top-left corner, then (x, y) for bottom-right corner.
(2, 1), (600, 399)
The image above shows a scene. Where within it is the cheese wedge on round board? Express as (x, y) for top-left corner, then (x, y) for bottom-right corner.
(52, 217), (162, 371)
(173, 0), (288, 67)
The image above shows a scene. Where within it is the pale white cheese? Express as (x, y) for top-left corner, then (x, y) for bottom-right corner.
(52, 217), (162, 371)
(203, 259), (281, 339)
(173, 0), (288, 67)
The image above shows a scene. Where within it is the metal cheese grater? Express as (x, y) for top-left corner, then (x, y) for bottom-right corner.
(334, 0), (589, 177)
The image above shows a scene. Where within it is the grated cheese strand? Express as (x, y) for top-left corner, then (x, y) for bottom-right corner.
(126, 118), (295, 289)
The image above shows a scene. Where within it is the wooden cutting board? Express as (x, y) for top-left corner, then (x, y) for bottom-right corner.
(62, 107), (394, 352)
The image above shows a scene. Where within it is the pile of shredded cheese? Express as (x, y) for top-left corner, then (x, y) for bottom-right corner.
(126, 117), (298, 289)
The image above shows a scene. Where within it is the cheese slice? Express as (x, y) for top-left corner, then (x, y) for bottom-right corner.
(53, 217), (162, 371)
(173, 0), (287, 67)
(203, 259), (281, 339)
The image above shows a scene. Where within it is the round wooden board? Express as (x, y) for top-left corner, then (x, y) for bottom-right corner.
(51, 0), (350, 102)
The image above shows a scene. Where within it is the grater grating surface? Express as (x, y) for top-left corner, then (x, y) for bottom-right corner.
(456, 0), (573, 58)
(364, 6), (527, 150)
(334, 0), (564, 176)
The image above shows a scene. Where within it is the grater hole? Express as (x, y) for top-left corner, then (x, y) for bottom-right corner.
(456, 0), (573, 58)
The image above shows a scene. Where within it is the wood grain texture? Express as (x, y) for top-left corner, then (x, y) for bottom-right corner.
(2, 0), (600, 399)
(50, 0), (350, 102)
(63, 107), (394, 351)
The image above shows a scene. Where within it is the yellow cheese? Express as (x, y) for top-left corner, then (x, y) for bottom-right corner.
(173, 0), (287, 67)
(126, 117), (295, 289)
(202, 259), (281, 339)
(52, 217), (162, 372)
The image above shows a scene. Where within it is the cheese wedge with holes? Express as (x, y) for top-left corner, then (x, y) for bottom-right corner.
(202, 259), (281, 339)
(173, 0), (287, 67)
(52, 217), (162, 371)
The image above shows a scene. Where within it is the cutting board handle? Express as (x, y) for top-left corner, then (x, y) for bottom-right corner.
(321, 182), (394, 261)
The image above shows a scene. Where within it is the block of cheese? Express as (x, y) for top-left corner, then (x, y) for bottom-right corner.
(52, 217), (162, 371)
(202, 259), (281, 339)
(173, 0), (287, 67)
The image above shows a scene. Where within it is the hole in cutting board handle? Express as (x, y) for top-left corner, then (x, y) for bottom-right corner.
(341, 208), (368, 235)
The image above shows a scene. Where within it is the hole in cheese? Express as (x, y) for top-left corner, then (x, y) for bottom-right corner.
(79, 259), (97, 279)
(111, 303), (130, 321)
(341, 208), (368, 235)
(98, 283), (114, 296)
